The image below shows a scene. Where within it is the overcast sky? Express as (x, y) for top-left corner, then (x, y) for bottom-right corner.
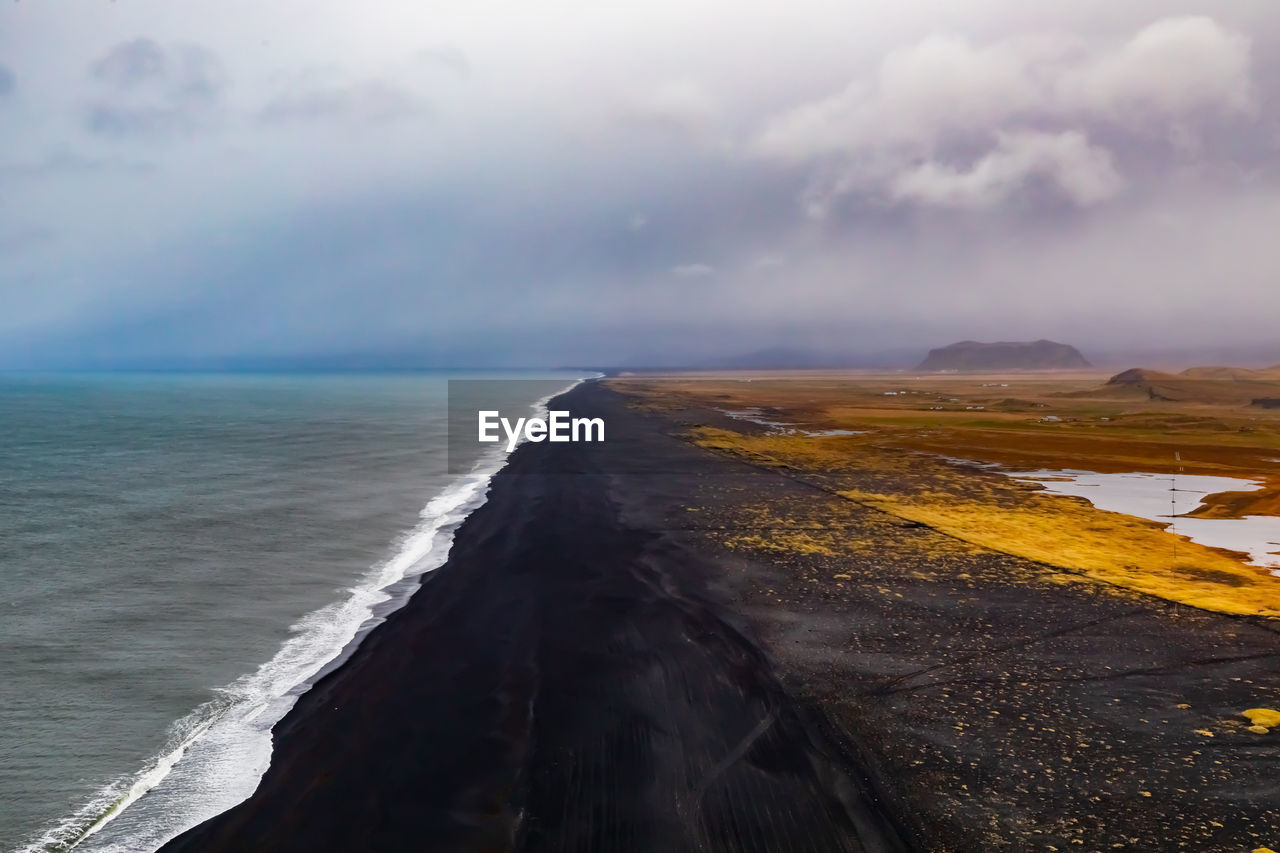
(2, 1), (1278, 367)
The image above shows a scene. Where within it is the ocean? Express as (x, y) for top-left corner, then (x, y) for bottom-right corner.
(0, 371), (585, 853)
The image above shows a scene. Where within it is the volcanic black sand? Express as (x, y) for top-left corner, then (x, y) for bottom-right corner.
(162, 381), (1280, 852)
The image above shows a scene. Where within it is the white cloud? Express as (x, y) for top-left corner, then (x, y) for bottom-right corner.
(754, 34), (1054, 164)
(890, 130), (1124, 209)
(621, 80), (725, 146)
(1057, 17), (1254, 122)
(753, 16), (1255, 211)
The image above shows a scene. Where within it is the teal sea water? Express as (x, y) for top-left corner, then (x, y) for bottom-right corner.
(0, 372), (581, 853)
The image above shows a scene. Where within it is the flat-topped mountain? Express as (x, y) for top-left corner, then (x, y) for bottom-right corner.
(917, 340), (1091, 372)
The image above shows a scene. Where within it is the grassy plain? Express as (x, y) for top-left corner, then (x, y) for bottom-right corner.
(609, 369), (1280, 616)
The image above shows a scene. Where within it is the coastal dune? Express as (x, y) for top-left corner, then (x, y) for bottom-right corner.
(159, 383), (909, 852)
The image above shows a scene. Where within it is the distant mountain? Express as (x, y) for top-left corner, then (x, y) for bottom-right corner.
(1106, 367), (1178, 386)
(1178, 365), (1280, 380)
(917, 340), (1091, 371)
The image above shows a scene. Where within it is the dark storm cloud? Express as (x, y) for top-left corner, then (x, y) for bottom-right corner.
(86, 39), (226, 137)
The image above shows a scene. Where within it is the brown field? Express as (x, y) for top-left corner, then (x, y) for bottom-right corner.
(609, 369), (1280, 616)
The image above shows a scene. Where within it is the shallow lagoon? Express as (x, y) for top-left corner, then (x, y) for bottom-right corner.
(1005, 469), (1280, 576)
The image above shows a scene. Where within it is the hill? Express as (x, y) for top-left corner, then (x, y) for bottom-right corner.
(1100, 365), (1280, 404)
(917, 340), (1091, 372)
(1180, 365), (1280, 380)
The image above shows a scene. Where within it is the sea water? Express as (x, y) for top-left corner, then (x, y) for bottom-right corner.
(0, 371), (584, 853)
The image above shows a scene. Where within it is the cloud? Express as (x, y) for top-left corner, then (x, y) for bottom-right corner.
(672, 262), (714, 277)
(259, 79), (428, 126)
(754, 37), (1040, 164)
(0, 63), (14, 97)
(3, 1), (1280, 369)
(413, 46), (470, 77)
(754, 16), (1256, 212)
(1056, 16), (1255, 122)
(620, 80), (724, 146)
(86, 38), (226, 137)
(890, 130), (1124, 209)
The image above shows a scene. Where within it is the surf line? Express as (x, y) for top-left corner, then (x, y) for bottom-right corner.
(26, 381), (592, 853)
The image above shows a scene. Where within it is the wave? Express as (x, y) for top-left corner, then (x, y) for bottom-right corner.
(15, 377), (590, 853)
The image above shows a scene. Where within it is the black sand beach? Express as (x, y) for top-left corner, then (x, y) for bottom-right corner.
(160, 381), (910, 853)
(162, 381), (1280, 852)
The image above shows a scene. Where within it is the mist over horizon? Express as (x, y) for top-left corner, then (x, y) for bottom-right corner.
(4, 2), (1280, 368)
(14, 337), (1280, 375)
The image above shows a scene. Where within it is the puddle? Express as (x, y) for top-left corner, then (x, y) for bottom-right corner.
(797, 429), (866, 437)
(719, 409), (865, 437)
(937, 455), (1003, 470)
(720, 408), (797, 430)
(1004, 469), (1280, 575)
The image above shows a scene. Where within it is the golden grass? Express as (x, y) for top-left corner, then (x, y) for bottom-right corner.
(883, 426), (1280, 518)
(1243, 708), (1280, 728)
(611, 373), (1280, 519)
(715, 504), (848, 556)
(839, 488), (1280, 617)
(725, 531), (839, 557)
(689, 425), (1280, 615)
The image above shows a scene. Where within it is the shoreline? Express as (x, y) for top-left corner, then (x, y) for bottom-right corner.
(26, 379), (584, 853)
(158, 381), (912, 852)
(160, 380), (1280, 851)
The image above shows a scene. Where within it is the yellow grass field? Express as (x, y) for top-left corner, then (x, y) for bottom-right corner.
(611, 370), (1280, 616)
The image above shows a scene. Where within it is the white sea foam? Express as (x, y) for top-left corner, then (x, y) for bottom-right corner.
(17, 377), (590, 853)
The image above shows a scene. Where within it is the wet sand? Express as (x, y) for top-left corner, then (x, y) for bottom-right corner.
(162, 381), (1280, 852)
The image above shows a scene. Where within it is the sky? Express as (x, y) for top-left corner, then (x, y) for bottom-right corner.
(2, 1), (1279, 368)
